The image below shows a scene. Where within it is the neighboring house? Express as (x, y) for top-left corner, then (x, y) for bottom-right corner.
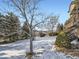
(64, 0), (79, 38)
(33, 29), (49, 36)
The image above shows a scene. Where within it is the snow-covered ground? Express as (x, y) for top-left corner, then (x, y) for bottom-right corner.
(0, 36), (79, 59)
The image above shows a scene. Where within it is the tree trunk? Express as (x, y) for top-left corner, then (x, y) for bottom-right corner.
(30, 36), (33, 54)
(29, 28), (33, 54)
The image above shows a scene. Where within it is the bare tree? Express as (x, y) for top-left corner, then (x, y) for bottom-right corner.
(4, 0), (49, 54)
(44, 15), (59, 32)
(0, 0), (56, 54)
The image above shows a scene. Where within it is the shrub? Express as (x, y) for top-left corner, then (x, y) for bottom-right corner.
(48, 32), (53, 36)
(39, 32), (46, 37)
(52, 32), (59, 36)
(55, 31), (71, 48)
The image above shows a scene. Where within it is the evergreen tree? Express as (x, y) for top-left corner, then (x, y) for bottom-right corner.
(0, 12), (20, 42)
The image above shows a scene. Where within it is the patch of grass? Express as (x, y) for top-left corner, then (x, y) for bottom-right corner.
(25, 52), (35, 57)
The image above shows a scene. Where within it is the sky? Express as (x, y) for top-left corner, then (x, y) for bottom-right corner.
(0, 0), (72, 24)
(39, 0), (72, 24)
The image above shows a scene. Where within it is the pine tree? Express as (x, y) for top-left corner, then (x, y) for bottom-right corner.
(0, 12), (20, 42)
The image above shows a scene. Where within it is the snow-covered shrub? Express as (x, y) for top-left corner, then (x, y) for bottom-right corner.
(21, 21), (29, 39)
(21, 31), (29, 39)
(55, 31), (71, 48)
